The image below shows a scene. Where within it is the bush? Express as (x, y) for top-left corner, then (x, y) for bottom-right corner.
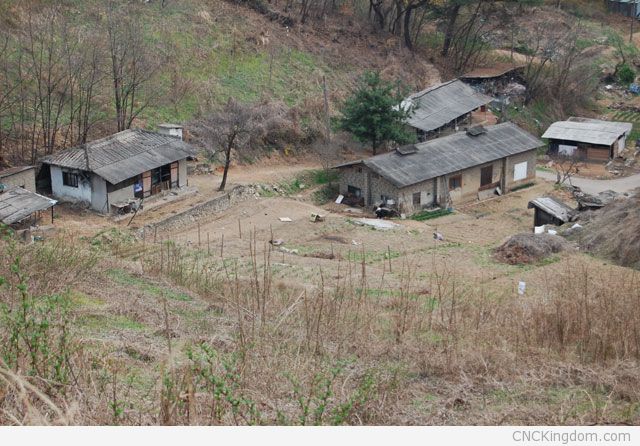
(618, 63), (636, 85)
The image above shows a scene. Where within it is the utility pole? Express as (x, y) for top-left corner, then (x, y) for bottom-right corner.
(631, 1), (637, 43)
(322, 75), (331, 142)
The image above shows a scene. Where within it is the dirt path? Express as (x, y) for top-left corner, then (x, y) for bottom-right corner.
(537, 169), (640, 194)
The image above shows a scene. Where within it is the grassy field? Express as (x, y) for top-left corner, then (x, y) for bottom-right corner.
(1, 179), (639, 425)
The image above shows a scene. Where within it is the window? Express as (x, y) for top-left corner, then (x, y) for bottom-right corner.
(356, 167), (362, 173)
(347, 185), (362, 198)
(513, 161), (528, 181)
(412, 192), (421, 207)
(480, 165), (493, 187)
(448, 174), (462, 190)
(62, 171), (79, 188)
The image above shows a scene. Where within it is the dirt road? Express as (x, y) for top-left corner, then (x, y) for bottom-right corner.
(537, 169), (640, 195)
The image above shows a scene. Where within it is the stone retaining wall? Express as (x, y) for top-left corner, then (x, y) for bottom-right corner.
(141, 185), (256, 234)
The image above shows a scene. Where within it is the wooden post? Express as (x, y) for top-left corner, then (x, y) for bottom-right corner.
(154, 227), (158, 244)
(238, 218), (242, 239)
(198, 222), (201, 247)
(207, 232), (210, 255)
(220, 234), (224, 258)
(387, 245), (392, 273)
(323, 75), (331, 142)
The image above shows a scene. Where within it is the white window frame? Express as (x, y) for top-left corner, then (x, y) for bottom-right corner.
(513, 161), (528, 181)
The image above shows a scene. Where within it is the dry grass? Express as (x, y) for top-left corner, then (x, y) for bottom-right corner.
(0, 226), (639, 425)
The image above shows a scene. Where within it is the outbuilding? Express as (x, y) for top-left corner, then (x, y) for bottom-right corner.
(401, 79), (494, 141)
(542, 117), (632, 161)
(334, 122), (542, 214)
(39, 128), (197, 214)
(0, 186), (56, 229)
(527, 197), (575, 227)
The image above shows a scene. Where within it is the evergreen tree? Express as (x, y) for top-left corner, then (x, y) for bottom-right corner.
(339, 71), (414, 155)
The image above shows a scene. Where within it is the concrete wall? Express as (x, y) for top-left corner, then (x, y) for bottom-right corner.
(0, 168), (35, 191)
(178, 159), (187, 187)
(50, 165), (92, 204)
(107, 180), (135, 212)
(91, 175), (108, 213)
(504, 149), (537, 190)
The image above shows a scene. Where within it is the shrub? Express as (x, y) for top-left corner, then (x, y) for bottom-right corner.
(618, 63), (636, 85)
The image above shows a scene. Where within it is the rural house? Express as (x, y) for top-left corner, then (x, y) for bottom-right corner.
(39, 128), (197, 214)
(542, 117), (632, 161)
(334, 122), (542, 214)
(402, 79), (494, 141)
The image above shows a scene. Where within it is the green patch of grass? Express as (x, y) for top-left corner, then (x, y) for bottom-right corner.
(80, 313), (146, 332)
(69, 290), (105, 309)
(510, 182), (535, 192)
(312, 183), (339, 204)
(107, 268), (192, 301)
(412, 208), (453, 221)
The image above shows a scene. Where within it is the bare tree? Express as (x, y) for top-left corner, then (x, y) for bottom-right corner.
(105, 3), (161, 131)
(193, 99), (259, 191)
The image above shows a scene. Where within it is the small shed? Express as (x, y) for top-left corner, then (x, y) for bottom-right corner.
(0, 186), (57, 229)
(542, 117), (632, 161)
(0, 166), (36, 192)
(528, 197), (575, 227)
(401, 79), (494, 141)
(607, 0), (640, 18)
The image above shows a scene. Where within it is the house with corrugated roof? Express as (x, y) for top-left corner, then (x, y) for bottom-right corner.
(401, 79), (494, 141)
(334, 122), (542, 213)
(39, 127), (197, 214)
(542, 117), (632, 161)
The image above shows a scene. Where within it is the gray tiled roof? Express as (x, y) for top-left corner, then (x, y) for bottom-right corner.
(403, 79), (493, 133)
(337, 122), (543, 188)
(528, 197), (574, 223)
(542, 117), (632, 146)
(0, 186), (57, 225)
(40, 129), (196, 184)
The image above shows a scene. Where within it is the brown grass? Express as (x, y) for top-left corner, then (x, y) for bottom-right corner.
(0, 228), (639, 425)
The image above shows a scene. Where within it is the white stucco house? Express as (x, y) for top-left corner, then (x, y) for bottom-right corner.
(39, 127), (197, 214)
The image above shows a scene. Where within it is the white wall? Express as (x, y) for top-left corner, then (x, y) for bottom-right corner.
(178, 159), (187, 187)
(50, 165), (92, 204)
(91, 175), (108, 213)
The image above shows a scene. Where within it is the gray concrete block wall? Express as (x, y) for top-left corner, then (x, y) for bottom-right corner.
(0, 169), (36, 192)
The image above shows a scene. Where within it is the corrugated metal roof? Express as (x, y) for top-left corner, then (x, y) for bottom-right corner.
(336, 122), (543, 188)
(527, 197), (574, 223)
(0, 166), (34, 178)
(0, 187), (57, 225)
(40, 129), (197, 184)
(403, 79), (494, 133)
(542, 117), (632, 146)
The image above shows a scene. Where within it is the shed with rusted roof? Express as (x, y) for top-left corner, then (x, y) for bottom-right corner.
(40, 129), (197, 214)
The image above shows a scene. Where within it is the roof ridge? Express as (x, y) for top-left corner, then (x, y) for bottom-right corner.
(410, 78), (460, 99)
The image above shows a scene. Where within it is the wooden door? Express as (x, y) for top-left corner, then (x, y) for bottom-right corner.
(142, 171), (151, 198)
(170, 162), (178, 188)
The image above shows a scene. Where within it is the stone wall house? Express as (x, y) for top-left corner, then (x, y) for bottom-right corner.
(335, 122), (542, 214)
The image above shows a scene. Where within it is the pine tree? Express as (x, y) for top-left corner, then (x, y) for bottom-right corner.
(339, 71), (414, 155)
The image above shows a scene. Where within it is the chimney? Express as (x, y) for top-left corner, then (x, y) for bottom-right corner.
(157, 123), (183, 140)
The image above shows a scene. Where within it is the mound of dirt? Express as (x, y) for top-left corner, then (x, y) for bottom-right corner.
(571, 194), (640, 269)
(494, 233), (569, 265)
